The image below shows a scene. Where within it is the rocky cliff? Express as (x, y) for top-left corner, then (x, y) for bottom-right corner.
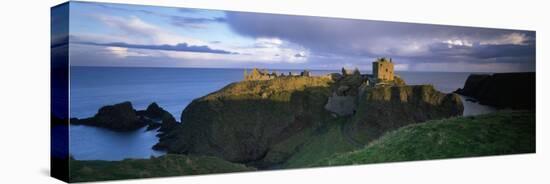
(71, 102), (177, 132)
(154, 75), (464, 167)
(349, 85), (463, 144)
(154, 77), (333, 163)
(455, 72), (535, 110)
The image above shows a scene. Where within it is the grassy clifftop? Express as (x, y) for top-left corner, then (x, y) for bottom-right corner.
(206, 76), (333, 100)
(154, 75), (464, 168)
(155, 76), (334, 164)
(314, 111), (535, 166)
(69, 154), (255, 182)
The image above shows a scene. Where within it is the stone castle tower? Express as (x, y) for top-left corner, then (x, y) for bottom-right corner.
(373, 57), (394, 81)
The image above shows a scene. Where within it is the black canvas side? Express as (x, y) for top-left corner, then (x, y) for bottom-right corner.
(51, 2), (70, 182)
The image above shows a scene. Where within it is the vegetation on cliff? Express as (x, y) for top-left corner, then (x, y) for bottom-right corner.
(260, 117), (358, 169)
(154, 74), (464, 168)
(349, 85), (463, 144)
(154, 77), (334, 164)
(69, 154), (255, 182)
(68, 72), (535, 181)
(314, 111), (535, 166)
(69, 111), (535, 182)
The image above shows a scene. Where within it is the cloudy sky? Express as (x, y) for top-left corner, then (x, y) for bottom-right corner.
(64, 1), (535, 72)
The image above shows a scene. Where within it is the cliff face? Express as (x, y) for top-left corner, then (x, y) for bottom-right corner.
(154, 77), (333, 163)
(155, 76), (464, 166)
(455, 73), (535, 110)
(349, 85), (464, 144)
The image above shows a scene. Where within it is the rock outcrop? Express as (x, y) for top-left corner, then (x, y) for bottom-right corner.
(143, 102), (166, 119)
(71, 102), (145, 131)
(71, 102), (177, 132)
(137, 102), (178, 132)
(455, 72), (535, 110)
(324, 73), (408, 117)
(324, 93), (357, 116)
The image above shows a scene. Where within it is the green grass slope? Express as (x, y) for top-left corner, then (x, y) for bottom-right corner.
(69, 154), (255, 182)
(314, 111), (535, 166)
(273, 118), (359, 168)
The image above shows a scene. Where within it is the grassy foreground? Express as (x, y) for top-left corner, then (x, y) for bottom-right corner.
(268, 117), (358, 168)
(69, 111), (535, 182)
(69, 154), (255, 182)
(314, 111), (535, 166)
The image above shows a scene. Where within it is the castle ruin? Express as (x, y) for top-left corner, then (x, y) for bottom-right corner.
(372, 57), (394, 81)
(244, 68), (277, 81)
(244, 57), (394, 83)
(325, 57), (398, 117)
(244, 68), (312, 81)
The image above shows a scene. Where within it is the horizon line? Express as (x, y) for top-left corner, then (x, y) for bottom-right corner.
(69, 65), (535, 74)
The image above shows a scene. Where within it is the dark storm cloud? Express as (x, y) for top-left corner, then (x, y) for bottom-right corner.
(73, 41), (237, 54)
(294, 53), (306, 58)
(425, 42), (536, 59)
(225, 11), (535, 68)
(470, 44), (536, 59)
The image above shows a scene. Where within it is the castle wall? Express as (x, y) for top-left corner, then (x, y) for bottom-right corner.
(373, 61), (394, 81)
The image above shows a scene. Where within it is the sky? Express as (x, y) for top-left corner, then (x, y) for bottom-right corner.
(61, 1), (536, 72)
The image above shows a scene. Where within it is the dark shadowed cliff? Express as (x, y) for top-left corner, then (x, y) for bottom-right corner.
(349, 85), (463, 144)
(71, 102), (177, 132)
(154, 75), (463, 167)
(154, 77), (333, 163)
(455, 72), (535, 110)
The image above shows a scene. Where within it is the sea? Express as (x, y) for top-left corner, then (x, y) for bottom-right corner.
(69, 66), (496, 161)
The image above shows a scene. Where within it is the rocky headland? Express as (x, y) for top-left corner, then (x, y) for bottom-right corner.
(455, 72), (535, 110)
(152, 68), (464, 167)
(70, 101), (178, 132)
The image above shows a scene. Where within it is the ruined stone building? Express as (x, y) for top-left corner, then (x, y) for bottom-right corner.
(341, 67), (360, 76)
(373, 57), (394, 81)
(244, 68), (314, 81)
(300, 70), (311, 77)
(244, 68), (277, 81)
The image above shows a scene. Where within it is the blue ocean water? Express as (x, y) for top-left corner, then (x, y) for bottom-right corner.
(70, 67), (247, 120)
(68, 67), (493, 160)
(70, 125), (165, 160)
